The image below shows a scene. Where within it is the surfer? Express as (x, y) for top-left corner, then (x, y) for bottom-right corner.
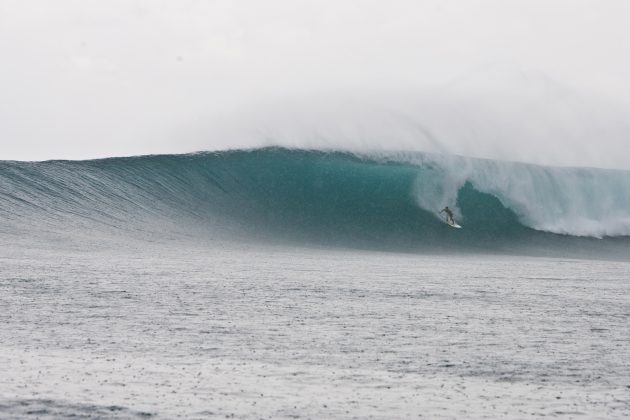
(440, 206), (455, 225)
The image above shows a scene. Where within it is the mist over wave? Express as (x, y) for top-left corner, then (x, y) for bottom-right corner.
(202, 67), (630, 171)
(1, 147), (629, 258)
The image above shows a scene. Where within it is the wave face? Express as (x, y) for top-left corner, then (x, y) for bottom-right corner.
(1, 147), (629, 254)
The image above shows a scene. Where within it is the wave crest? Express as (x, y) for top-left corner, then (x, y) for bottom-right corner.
(1, 148), (629, 253)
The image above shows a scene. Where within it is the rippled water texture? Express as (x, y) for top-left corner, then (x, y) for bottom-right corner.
(2, 241), (629, 419)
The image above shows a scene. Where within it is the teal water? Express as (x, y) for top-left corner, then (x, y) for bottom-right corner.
(1, 147), (629, 257)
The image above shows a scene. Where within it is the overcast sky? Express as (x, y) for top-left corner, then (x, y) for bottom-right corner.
(1, 0), (630, 166)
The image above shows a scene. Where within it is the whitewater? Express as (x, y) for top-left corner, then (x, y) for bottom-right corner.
(1, 147), (630, 419)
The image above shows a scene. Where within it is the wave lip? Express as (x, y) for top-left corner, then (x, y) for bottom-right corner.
(1, 147), (629, 254)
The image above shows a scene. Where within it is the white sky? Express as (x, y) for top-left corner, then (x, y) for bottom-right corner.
(1, 0), (630, 166)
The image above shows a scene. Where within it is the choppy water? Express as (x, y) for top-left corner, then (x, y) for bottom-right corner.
(2, 240), (629, 419)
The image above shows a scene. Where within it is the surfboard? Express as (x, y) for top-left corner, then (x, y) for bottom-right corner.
(439, 213), (462, 229)
(447, 221), (462, 229)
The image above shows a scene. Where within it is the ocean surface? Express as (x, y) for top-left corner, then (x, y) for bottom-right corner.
(1, 147), (629, 419)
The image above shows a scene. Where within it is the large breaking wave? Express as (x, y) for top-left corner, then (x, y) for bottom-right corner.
(1, 147), (629, 255)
